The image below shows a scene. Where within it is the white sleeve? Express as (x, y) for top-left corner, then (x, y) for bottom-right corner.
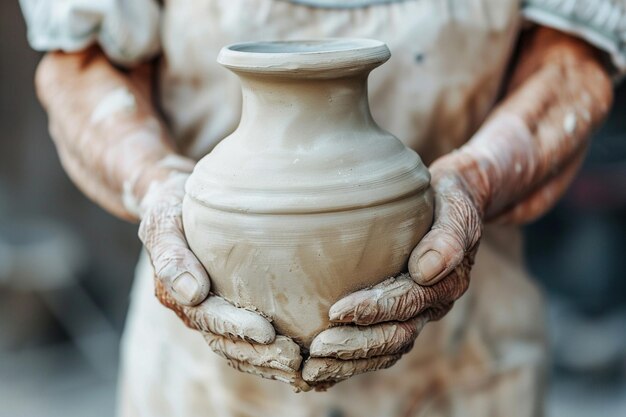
(522, 0), (626, 74)
(19, 0), (161, 66)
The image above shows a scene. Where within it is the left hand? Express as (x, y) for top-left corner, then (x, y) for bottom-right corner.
(302, 160), (482, 387)
(137, 166), (309, 391)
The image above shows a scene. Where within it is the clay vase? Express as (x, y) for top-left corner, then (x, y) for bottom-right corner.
(183, 39), (434, 347)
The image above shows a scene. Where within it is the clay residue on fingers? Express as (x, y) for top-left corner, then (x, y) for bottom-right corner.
(330, 269), (471, 327)
(225, 359), (312, 392)
(310, 316), (428, 360)
(204, 334), (302, 372)
(185, 296), (276, 344)
(330, 274), (422, 325)
(302, 354), (402, 383)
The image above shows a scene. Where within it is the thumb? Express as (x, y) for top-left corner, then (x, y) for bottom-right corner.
(409, 180), (481, 286)
(139, 198), (210, 306)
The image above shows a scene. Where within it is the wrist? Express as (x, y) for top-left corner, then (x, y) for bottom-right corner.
(429, 152), (489, 219)
(123, 154), (195, 218)
(434, 112), (539, 220)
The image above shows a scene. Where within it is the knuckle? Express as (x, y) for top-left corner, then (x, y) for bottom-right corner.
(432, 177), (483, 251)
(352, 301), (379, 325)
(139, 203), (185, 246)
(351, 278), (423, 324)
(393, 282), (430, 319)
(436, 270), (470, 306)
(387, 321), (419, 352)
(151, 247), (189, 283)
(436, 201), (481, 249)
(186, 304), (218, 334)
(411, 267), (469, 313)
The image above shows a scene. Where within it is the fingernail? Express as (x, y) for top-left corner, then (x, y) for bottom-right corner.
(416, 251), (444, 283)
(172, 272), (199, 303)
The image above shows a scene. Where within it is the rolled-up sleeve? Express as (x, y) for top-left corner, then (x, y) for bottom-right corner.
(19, 0), (161, 66)
(522, 0), (626, 74)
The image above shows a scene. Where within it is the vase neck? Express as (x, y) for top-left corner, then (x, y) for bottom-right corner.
(235, 74), (378, 145)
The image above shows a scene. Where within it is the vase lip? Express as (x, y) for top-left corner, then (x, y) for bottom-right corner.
(217, 38), (390, 78)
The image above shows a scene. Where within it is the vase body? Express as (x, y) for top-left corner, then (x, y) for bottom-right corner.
(182, 39), (434, 347)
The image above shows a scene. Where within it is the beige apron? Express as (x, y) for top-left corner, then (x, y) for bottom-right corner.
(119, 1), (547, 416)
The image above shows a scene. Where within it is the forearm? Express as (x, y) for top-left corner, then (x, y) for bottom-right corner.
(36, 47), (192, 221)
(436, 27), (613, 222)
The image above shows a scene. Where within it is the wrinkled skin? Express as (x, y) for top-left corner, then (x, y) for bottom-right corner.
(302, 27), (613, 387)
(138, 172), (310, 390)
(35, 27), (613, 391)
(303, 160), (482, 388)
(35, 46), (310, 391)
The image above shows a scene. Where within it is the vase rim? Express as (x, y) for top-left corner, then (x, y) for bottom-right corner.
(217, 38), (390, 78)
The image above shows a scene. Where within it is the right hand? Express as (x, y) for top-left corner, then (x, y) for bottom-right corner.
(302, 162), (480, 387)
(136, 163), (309, 391)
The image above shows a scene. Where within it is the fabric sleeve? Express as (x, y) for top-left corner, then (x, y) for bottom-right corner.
(19, 0), (161, 67)
(521, 0), (626, 74)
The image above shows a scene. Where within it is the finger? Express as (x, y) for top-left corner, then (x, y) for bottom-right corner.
(225, 359), (313, 392)
(330, 273), (468, 325)
(139, 196), (210, 306)
(408, 179), (481, 286)
(494, 148), (586, 224)
(310, 316), (429, 360)
(188, 295), (276, 344)
(302, 354), (402, 384)
(155, 280), (275, 344)
(330, 275), (419, 324)
(204, 334), (302, 372)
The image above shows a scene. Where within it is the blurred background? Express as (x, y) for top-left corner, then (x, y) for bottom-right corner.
(1, 2), (625, 416)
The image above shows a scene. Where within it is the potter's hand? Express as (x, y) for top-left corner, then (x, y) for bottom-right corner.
(36, 45), (311, 388)
(303, 163), (480, 387)
(304, 27), (616, 387)
(138, 168), (308, 390)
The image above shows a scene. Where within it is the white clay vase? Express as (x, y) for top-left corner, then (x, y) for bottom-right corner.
(183, 39), (434, 347)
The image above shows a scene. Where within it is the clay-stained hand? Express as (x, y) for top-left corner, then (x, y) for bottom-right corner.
(302, 27), (615, 388)
(138, 170), (310, 391)
(302, 164), (481, 387)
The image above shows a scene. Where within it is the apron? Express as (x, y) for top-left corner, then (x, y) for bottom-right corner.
(118, 1), (548, 416)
